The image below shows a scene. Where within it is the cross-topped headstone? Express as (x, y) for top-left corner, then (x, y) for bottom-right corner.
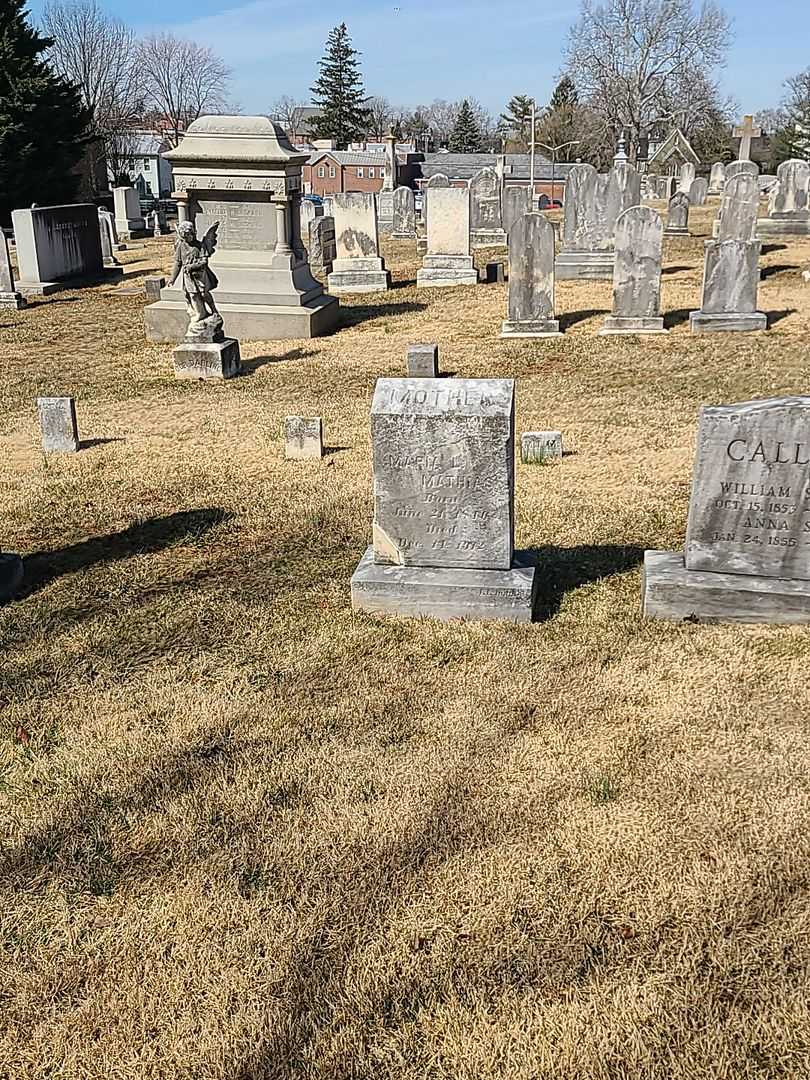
(733, 115), (761, 162)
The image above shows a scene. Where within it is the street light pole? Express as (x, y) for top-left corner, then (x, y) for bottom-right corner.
(529, 100), (536, 210)
(536, 140), (581, 206)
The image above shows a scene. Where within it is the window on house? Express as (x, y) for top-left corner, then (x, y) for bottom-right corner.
(143, 159), (151, 170)
(358, 167), (364, 178)
(329, 166), (336, 178)
(318, 167), (325, 178)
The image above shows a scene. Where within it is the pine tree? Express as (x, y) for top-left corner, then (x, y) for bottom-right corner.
(309, 23), (370, 149)
(0, 0), (91, 224)
(449, 100), (482, 153)
(499, 94), (535, 148)
(548, 75), (578, 112)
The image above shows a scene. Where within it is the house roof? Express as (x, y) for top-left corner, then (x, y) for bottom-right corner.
(648, 129), (699, 167)
(129, 132), (170, 156)
(420, 152), (574, 183)
(307, 150), (387, 167)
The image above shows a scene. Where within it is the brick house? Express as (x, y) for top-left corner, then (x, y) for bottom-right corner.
(304, 151), (389, 196)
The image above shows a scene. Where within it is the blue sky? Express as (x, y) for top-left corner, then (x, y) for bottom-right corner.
(31, 0), (808, 118)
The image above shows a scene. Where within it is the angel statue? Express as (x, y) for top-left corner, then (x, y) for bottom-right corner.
(169, 220), (222, 341)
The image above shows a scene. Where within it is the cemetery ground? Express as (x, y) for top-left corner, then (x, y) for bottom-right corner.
(2, 204), (810, 1079)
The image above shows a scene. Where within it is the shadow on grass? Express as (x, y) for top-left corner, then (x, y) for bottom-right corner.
(663, 307), (692, 329)
(558, 308), (609, 331)
(323, 445), (352, 457)
(528, 543), (644, 621)
(661, 265), (692, 275)
(79, 437), (125, 451)
(765, 308), (798, 325)
(390, 277), (417, 290)
(762, 243), (788, 255)
(20, 508), (231, 597)
(241, 348), (319, 373)
(760, 264), (799, 280)
(339, 301), (427, 328)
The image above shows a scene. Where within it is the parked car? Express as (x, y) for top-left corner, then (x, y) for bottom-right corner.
(537, 195), (563, 210)
(303, 193), (324, 206)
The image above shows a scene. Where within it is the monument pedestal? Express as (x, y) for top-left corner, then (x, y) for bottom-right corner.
(0, 292), (26, 309)
(554, 250), (614, 280)
(665, 226), (690, 237)
(756, 214), (810, 237)
(689, 310), (767, 334)
(417, 255), (478, 288)
(500, 318), (561, 338)
(146, 292), (338, 342)
(327, 256), (391, 295)
(0, 553), (23, 603)
(600, 315), (667, 335)
(642, 550), (810, 625)
(173, 338), (241, 380)
(351, 547), (538, 623)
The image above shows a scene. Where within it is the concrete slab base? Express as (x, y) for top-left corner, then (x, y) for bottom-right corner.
(16, 268), (124, 296)
(0, 292), (26, 309)
(173, 338), (241, 380)
(0, 553), (23, 603)
(689, 310), (768, 334)
(756, 216), (810, 237)
(554, 250), (614, 280)
(350, 547), (538, 623)
(326, 269), (391, 294)
(642, 549), (810, 625)
(500, 319), (562, 338)
(665, 227), (691, 237)
(145, 295), (339, 343)
(600, 315), (667, 335)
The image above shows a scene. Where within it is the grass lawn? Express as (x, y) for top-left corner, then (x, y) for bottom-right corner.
(1, 204), (810, 1079)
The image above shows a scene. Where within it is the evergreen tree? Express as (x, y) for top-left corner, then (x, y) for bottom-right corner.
(498, 94), (535, 149)
(548, 75), (578, 112)
(0, 0), (91, 224)
(449, 99), (482, 153)
(309, 23), (370, 149)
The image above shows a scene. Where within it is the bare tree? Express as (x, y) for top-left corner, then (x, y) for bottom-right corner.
(42, 0), (142, 191)
(269, 95), (308, 139)
(366, 95), (394, 141)
(137, 33), (232, 147)
(564, 0), (732, 163)
(424, 99), (459, 148)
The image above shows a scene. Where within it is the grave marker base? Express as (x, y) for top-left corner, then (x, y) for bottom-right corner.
(600, 315), (667, 335)
(173, 339), (241, 380)
(689, 310), (767, 334)
(471, 229), (508, 248)
(500, 319), (561, 338)
(642, 550), (810, 625)
(756, 217), (810, 237)
(0, 292), (26, 309)
(351, 547), (538, 623)
(417, 255), (478, 288)
(326, 268), (391, 295)
(0, 553), (23, 603)
(554, 250), (614, 280)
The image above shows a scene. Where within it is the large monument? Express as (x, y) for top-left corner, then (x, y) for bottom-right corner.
(144, 116), (338, 342)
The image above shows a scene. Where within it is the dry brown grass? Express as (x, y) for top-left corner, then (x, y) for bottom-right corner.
(2, 205), (810, 1079)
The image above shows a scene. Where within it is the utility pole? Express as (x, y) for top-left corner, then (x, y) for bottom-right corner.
(536, 140), (580, 206)
(529, 100), (536, 209)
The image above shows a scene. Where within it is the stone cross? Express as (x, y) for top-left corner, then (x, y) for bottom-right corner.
(733, 115), (761, 162)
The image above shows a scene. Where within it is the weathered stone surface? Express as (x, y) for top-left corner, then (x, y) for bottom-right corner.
(351, 546), (537, 623)
(424, 172), (450, 233)
(690, 239), (766, 333)
(392, 186), (416, 238)
(328, 192), (390, 293)
(664, 192), (690, 234)
(37, 396), (79, 452)
(717, 173), (760, 241)
(145, 275), (166, 302)
(0, 553), (24, 603)
(97, 209), (121, 268)
(370, 378), (514, 570)
(417, 187), (477, 288)
(470, 167), (506, 246)
(642, 550), (810, 624)
(501, 212), (560, 337)
(309, 216), (336, 276)
(556, 161), (639, 280)
(503, 186), (531, 236)
(12, 204), (116, 294)
(406, 343), (439, 378)
(521, 431), (562, 462)
(678, 162), (696, 192)
(113, 186), (147, 238)
(689, 177), (708, 206)
(285, 416), (323, 459)
(708, 161), (726, 194)
(601, 206), (666, 334)
(173, 338), (241, 379)
(683, 397), (810, 580)
(0, 228), (25, 308)
(725, 160), (759, 182)
(299, 198), (321, 239)
(769, 159), (809, 214)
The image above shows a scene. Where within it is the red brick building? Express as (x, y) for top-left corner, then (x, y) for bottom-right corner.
(304, 151), (389, 196)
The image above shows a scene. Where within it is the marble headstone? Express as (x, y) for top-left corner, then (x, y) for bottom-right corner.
(392, 186), (417, 239)
(556, 162), (640, 279)
(678, 162), (696, 193)
(601, 206), (666, 334)
(501, 212), (561, 337)
(664, 192), (690, 235)
(717, 173), (759, 241)
(97, 209), (121, 268)
(503, 187), (531, 237)
(470, 167), (506, 246)
(309, 216), (336, 276)
(689, 177), (708, 206)
(690, 239), (767, 333)
(38, 396), (79, 452)
(708, 162), (726, 194)
(725, 160), (760, 183)
(284, 416), (324, 459)
(417, 186), (478, 288)
(424, 173), (451, 235)
(0, 229), (25, 308)
(113, 186), (146, 238)
(327, 192), (391, 294)
(758, 159), (810, 237)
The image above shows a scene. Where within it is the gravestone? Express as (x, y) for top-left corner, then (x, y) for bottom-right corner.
(689, 177), (708, 206)
(416, 186), (478, 288)
(144, 275), (165, 302)
(485, 262), (505, 284)
(299, 197), (321, 241)
(503, 186), (531, 236)
(757, 159), (810, 237)
(327, 192), (391, 294)
(664, 191), (690, 235)
(145, 116), (338, 342)
(678, 162), (696, 193)
(601, 206), (666, 335)
(717, 173), (759, 241)
(690, 239), (767, 333)
(501, 212), (561, 338)
(350, 377), (537, 622)
(406, 343), (439, 378)
(284, 416), (323, 459)
(174, 338), (241, 380)
(12, 204), (122, 294)
(97, 209), (121, 268)
(38, 396), (79, 452)
(521, 431), (563, 463)
(309, 216), (336, 276)
(0, 229), (26, 308)
(113, 186), (147, 239)
(470, 167), (507, 246)
(708, 162), (726, 194)
(424, 173), (451, 235)
(643, 396), (810, 623)
(725, 160), (759, 183)
(733, 115), (761, 162)
(392, 186), (417, 240)
(556, 162), (640, 279)
(377, 132), (398, 234)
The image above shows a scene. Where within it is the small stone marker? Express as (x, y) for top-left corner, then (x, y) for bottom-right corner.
(38, 396), (79, 452)
(350, 377), (537, 622)
(417, 186), (478, 288)
(643, 396), (810, 623)
(392, 186), (417, 239)
(144, 275), (166, 302)
(689, 177), (708, 206)
(601, 206), (666, 335)
(327, 192), (391, 294)
(521, 431), (563, 463)
(664, 192), (690, 235)
(690, 239), (767, 334)
(501, 212), (561, 338)
(708, 161), (726, 194)
(0, 229), (26, 309)
(406, 343), (439, 378)
(284, 416), (324, 459)
(485, 262), (505, 284)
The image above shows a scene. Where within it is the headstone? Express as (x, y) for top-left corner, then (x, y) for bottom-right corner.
(309, 216), (336, 277)
(678, 162), (696, 193)
(690, 239), (767, 333)
(350, 377), (537, 622)
(664, 191), (690, 235)
(689, 177), (708, 206)
(145, 116), (339, 343)
(502, 186), (531, 236)
(521, 431), (563, 463)
(406, 343), (439, 378)
(501, 212), (561, 338)
(0, 230), (26, 309)
(601, 206), (666, 335)
(717, 173), (759, 241)
(145, 275), (166, 302)
(726, 160), (760, 183)
(470, 167), (507, 246)
(424, 172), (451, 235)
(416, 187), (478, 288)
(113, 186), (147, 239)
(284, 416), (324, 459)
(377, 132), (398, 235)
(97, 209), (121, 268)
(37, 396), (79, 452)
(12, 204), (122, 294)
(733, 115), (761, 162)
(643, 396), (810, 623)
(299, 197), (321, 241)
(327, 192), (391, 294)
(757, 159), (810, 237)
(392, 186), (417, 240)
(708, 161), (726, 194)
(556, 161), (641, 279)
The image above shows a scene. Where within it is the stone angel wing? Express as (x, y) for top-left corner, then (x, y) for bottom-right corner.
(201, 221), (220, 257)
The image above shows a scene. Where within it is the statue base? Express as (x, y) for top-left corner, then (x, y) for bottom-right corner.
(173, 338), (241, 380)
